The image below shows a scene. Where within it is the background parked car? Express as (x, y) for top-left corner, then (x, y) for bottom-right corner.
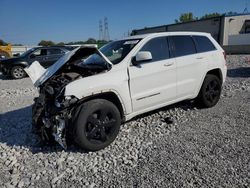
(0, 46), (69, 79)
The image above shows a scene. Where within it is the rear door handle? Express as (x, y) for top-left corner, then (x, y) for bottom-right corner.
(164, 62), (174, 67)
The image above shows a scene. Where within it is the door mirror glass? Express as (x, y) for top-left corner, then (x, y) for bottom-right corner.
(135, 51), (152, 63)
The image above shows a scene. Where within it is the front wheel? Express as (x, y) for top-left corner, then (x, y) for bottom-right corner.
(74, 99), (121, 151)
(196, 74), (222, 108)
(11, 66), (26, 79)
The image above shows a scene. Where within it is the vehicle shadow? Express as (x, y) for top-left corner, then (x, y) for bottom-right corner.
(0, 105), (81, 153)
(0, 100), (197, 153)
(127, 100), (197, 123)
(227, 67), (250, 78)
(0, 73), (12, 80)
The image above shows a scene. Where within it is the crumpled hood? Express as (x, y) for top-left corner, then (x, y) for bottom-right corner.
(25, 46), (112, 87)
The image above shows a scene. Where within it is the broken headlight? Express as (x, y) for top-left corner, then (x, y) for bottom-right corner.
(55, 88), (78, 108)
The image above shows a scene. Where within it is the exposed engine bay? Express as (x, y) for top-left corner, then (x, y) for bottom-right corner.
(29, 47), (112, 149)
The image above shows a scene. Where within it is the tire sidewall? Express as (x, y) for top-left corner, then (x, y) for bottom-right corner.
(11, 66), (26, 79)
(74, 99), (121, 151)
(200, 74), (222, 108)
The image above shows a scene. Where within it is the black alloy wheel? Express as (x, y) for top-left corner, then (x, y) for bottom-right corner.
(74, 99), (121, 151)
(204, 79), (220, 104)
(196, 74), (222, 108)
(86, 109), (117, 144)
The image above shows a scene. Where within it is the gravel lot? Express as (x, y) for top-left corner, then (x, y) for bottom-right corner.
(0, 55), (249, 187)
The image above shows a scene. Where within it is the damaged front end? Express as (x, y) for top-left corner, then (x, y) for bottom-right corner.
(27, 47), (112, 149)
(32, 72), (80, 149)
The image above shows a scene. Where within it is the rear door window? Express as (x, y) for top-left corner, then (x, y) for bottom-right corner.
(47, 48), (64, 55)
(32, 49), (47, 56)
(193, 36), (216, 53)
(170, 36), (196, 57)
(140, 37), (170, 62)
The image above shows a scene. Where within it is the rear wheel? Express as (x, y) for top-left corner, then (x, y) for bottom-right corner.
(11, 66), (26, 79)
(196, 74), (222, 108)
(74, 99), (121, 151)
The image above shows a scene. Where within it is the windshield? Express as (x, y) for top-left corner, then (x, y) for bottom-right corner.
(83, 52), (108, 68)
(99, 39), (141, 64)
(20, 48), (37, 57)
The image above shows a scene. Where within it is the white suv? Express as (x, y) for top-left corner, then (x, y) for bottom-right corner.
(26, 32), (227, 151)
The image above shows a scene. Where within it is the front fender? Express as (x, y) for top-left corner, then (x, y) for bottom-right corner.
(8, 61), (29, 68)
(64, 70), (132, 114)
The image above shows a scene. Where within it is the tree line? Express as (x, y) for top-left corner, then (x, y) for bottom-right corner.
(0, 39), (23, 46)
(0, 39), (8, 46)
(38, 38), (108, 47)
(175, 11), (238, 23)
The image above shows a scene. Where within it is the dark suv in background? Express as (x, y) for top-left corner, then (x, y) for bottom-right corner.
(0, 46), (69, 79)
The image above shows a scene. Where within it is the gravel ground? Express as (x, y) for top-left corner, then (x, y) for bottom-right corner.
(0, 55), (249, 187)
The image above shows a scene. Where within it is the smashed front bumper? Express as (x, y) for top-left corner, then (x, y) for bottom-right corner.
(32, 94), (77, 150)
(42, 115), (67, 149)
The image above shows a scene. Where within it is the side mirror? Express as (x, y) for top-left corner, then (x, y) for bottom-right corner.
(30, 54), (36, 59)
(13, 53), (20, 57)
(132, 51), (152, 66)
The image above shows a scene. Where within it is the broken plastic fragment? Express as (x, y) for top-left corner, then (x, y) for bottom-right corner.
(24, 61), (46, 86)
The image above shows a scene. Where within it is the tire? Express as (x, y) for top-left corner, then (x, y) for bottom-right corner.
(11, 66), (26, 79)
(196, 74), (222, 108)
(74, 99), (121, 151)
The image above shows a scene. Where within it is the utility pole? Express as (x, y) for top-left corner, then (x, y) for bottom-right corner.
(103, 17), (110, 41)
(99, 20), (103, 41)
(128, 30), (131, 37)
(243, 0), (248, 13)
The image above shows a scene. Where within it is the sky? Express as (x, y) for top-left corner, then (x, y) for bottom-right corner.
(0, 0), (249, 45)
